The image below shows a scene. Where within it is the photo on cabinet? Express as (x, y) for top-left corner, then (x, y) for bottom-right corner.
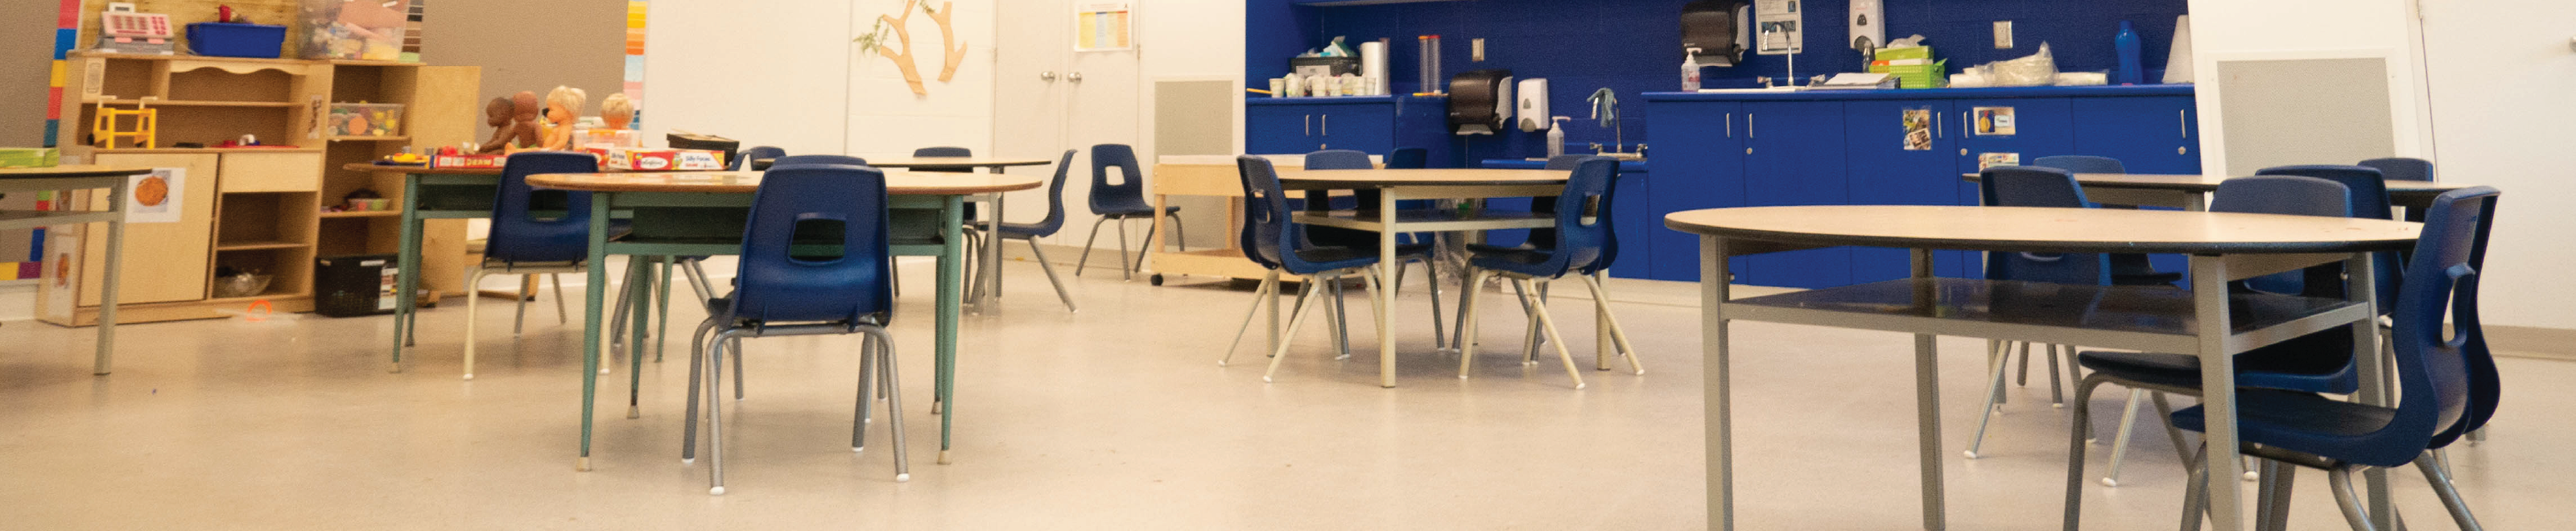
(1901, 108), (1932, 150)
(1978, 152), (2021, 170)
(1972, 106), (2016, 135)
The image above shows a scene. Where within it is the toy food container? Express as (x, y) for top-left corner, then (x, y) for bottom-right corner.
(328, 103), (404, 138)
(588, 148), (727, 171)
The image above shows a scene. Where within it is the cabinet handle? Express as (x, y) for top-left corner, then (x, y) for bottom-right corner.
(1748, 113), (1757, 139)
(2178, 109), (2189, 138)
(1725, 113), (1733, 138)
(1304, 114), (1312, 136)
(1934, 111), (1942, 139)
(1321, 114), (1330, 136)
(1962, 111), (1972, 136)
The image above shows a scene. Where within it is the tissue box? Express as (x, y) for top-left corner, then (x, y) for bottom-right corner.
(0, 148), (60, 168)
(1872, 59), (1948, 88)
(1874, 46), (1934, 62)
(587, 148), (726, 171)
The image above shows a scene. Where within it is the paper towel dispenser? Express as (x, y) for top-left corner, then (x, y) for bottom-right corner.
(1682, 0), (1750, 67)
(1447, 69), (1513, 135)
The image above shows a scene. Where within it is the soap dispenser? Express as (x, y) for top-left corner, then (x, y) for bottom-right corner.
(1546, 117), (1572, 158)
(1681, 47), (1705, 91)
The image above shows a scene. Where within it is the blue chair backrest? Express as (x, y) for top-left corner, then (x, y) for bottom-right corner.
(1542, 154), (1592, 171)
(726, 164), (894, 325)
(1304, 150), (1373, 170)
(733, 146), (786, 171)
(1022, 149), (1078, 237)
(1088, 144), (1147, 214)
(2211, 175), (2353, 295)
(1526, 158), (1620, 275)
(1578, 156), (1625, 274)
(2363, 186), (2500, 467)
(2029, 154), (2127, 175)
(2358, 157), (2435, 183)
(774, 154), (869, 167)
(913, 146), (972, 173)
(1979, 166), (2107, 285)
(2256, 164), (2402, 314)
(1234, 156), (1293, 270)
(1386, 147), (1428, 169)
(486, 151), (601, 264)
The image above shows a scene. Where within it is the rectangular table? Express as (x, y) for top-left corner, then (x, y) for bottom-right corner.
(1, 165), (145, 374)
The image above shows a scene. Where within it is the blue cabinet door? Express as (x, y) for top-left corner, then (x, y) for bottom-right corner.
(1953, 97), (2075, 174)
(1321, 104), (1397, 154)
(1844, 100), (1973, 282)
(1245, 105), (1313, 154)
(1645, 101), (1746, 282)
(1741, 101), (1851, 288)
(2071, 96), (2201, 174)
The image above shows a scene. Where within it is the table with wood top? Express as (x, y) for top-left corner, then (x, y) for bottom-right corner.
(0, 165), (147, 374)
(1961, 172), (2476, 212)
(1666, 205), (2421, 531)
(1274, 167), (1570, 388)
(529, 170), (1042, 471)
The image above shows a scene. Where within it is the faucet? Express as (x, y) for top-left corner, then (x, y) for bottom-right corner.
(1587, 88), (1624, 154)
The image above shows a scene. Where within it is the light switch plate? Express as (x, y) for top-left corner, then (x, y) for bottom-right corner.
(1994, 21), (2014, 49)
(1472, 39), (1486, 62)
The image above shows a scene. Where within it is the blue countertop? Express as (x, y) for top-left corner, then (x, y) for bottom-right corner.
(1642, 84), (2193, 102)
(1480, 158), (1650, 172)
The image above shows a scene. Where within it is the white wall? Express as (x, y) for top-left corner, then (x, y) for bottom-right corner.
(640, 0), (854, 155)
(2417, 0), (2576, 329)
(2185, 0), (2434, 175)
(847, 1), (1000, 154)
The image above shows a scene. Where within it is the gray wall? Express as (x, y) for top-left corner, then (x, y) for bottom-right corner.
(419, 0), (627, 138)
(2, 8), (55, 147)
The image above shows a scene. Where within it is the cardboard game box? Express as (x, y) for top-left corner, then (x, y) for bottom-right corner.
(587, 148), (726, 171)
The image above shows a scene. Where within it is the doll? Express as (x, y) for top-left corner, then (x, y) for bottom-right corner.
(599, 93), (634, 130)
(537, 85), (586, 151)
(483, 92), (543, 154)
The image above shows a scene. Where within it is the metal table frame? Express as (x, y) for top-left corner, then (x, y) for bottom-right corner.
(1, 167), (141, 374)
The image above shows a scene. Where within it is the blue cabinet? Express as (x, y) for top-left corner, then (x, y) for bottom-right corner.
(1644, 101), (1745, 282)
(1843, 100), (1979, 282)
(2072, 96), (2200, 174)
(1952, 97), (2076, 174)
(1740, 101), (1852, 288)
(1245, 97), (1456, 165)
(1245, 105), (1315, 154)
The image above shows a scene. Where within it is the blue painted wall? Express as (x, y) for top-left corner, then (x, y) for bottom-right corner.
(1245, 0), (2188, 165)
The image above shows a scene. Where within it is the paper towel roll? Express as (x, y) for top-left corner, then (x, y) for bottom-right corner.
(1360, 41), (1389, 96)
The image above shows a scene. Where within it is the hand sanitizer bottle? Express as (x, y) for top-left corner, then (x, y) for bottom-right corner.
(1681, 47), (1705, 91)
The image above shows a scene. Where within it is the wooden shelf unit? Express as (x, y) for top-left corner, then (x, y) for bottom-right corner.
(43, 52), (479, 326)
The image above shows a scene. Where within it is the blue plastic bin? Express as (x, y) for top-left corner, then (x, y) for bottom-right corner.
(185, 23), (286, 59)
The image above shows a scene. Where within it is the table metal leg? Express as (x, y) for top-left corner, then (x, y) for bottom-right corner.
(391, 174), (423, 372)
(2190, 254), (2245, 530)
(986, 194), (1004, 309)
(1377, 191), (1398, 388)
(1703, 235), (1735, 531)
(2346, 253), (2392, 529)
(576, 193), (611, 471)
(937, 196), (963, 464)
(1909, 248), (1946, 530)
(93, 180), (126, 375)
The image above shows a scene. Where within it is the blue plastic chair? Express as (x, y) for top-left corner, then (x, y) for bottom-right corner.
(1386, 147), (1428, 169)
(988, 149), (1081, 311)
(1959, 166), (2120, 459)
(2031, 154), (2127, 175)
(1298, 150), (1448, 356)
(2357, 157), (2434, 183)
(460, 152), (599, 381)
(1452, 157), (1635, 389)
(1074, 144), (1182, 279)
(2066, 175), (2362, 486)
(2257, 164), (2403, 315)
(730, 146), (785, 171)
(912, 146), (973, 172)
(2157, 186), (2501, 531)
(682, 163), (909, 496)
(1216, 155), (1397, 384)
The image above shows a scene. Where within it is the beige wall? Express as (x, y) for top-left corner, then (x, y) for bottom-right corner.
(418, 0), (627, 142)
(1, 7), (54, 147)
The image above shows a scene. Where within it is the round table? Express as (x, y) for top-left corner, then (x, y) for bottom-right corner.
(1665, 205), (2419, 531)
(1959, 171), (2477, 212)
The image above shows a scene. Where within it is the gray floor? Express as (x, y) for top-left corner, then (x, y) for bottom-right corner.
(1, 258), (2570, 529)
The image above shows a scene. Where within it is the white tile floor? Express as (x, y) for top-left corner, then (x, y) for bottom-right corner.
(0, 259), (2570, 529)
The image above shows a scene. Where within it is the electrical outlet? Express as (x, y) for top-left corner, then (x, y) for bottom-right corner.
(1994, 21), (2014, 49)
(1472, 39), (1486, 62)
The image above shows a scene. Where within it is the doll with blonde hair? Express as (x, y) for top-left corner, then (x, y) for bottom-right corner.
(599, 93), (634, 130)
(537, 85), (587, 150)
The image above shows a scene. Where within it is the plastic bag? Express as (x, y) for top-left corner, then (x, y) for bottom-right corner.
(1988, 43), (2058, 87)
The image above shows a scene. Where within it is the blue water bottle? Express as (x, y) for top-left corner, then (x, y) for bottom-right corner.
(2114, 21), (2143, 85)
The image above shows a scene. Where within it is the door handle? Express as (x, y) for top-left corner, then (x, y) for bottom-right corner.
(1067, 72), (1084, 83)
(1038, 71), (1057, 81)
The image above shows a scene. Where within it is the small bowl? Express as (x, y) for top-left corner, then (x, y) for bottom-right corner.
(345, 199), (391, 212)
(215, 274), (273, 298)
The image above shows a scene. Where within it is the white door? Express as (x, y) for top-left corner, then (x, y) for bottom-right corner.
(2417, 2), (2576, 330)
(994, 1), (1143, 255)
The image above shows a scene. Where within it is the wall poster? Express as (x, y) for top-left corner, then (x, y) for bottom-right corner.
(1075, 2), (1132, 51)
(126, 167), (181, 224)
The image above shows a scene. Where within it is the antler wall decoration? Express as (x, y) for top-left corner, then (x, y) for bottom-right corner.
(854, 0), (968, 96)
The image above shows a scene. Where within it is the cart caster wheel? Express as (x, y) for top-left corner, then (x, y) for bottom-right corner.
(1150, 274), (1165, 286)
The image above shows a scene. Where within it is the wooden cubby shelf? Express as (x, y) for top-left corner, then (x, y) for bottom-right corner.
(327, 136), (411, 142)
(88, 99), (301, 108)
(215, 241), (309, 251)
(319, 210), (402, 218)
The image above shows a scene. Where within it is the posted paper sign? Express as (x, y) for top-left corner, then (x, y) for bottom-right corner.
(1075, 3), (1132, 51)
(1972, 106), (2017, 136)
(126, 167), (182, 224)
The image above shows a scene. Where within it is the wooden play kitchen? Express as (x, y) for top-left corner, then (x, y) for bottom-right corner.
(43, 51), (478, 325)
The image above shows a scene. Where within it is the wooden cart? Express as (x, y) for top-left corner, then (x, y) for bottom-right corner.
(1143, 154), (1355, 286)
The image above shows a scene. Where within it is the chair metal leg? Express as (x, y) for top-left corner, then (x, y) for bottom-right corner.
(654, 258), (674, 364)
(1447, 273), (1478, 354)
(1360, 264), (1389, 363)
(2151, 392), (2195, 466)
(2102, 388), (2149, 486)
(1218, 274), (1278, 367)
(513, 274), (533, 336)
(1131, 219), (1155, 274)
(551, 274), (568, 324)
(1116, 217), (1134, 280)
(1328, 280), (1352, 360)
(2183, 446), (2211, 531)
(873, 327), (912, 482)
(611, 262), (636, 356)
(1026, 239), (1078, 312)
(854, 333), (877, 443)
(1074, 216), (1113, 277)
(1517, 281), (1544, 364)
(1579, 274), (1644, 375)
(2017, 342), (2033, 386)
(2046, 344), (2066, 407)
(2259, 459), (2298, 531)
(2415, 453), (2485, 530)
(704, 328), (740, 496)
(1425, 260), (1448, 351)
(1964, 340), (2013, 459)
(1262, 280), (1331, 383)
(732, 335), (745, 401)
(462, 266), (490, 381)
(2062, 376), (2114, 530)
(2330, 467), (2382, 531)
(681, 317), (716, 463)
(1510, 278), (1586, 389)
(1456, 270), (1488, 378)
(1168, 212), (1187, 252)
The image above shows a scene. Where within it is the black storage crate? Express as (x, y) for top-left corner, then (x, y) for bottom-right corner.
(314, 253), (400, 317)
